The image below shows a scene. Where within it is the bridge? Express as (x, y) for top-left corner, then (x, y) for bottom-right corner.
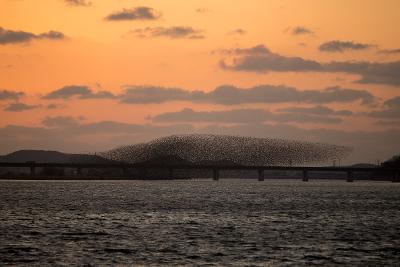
(0, 162), (399, 182)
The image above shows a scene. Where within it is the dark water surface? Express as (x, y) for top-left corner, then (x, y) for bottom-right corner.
(0, 179), (399, 266)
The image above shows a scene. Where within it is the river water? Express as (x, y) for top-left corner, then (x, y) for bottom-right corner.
(0, 179), (399, 266)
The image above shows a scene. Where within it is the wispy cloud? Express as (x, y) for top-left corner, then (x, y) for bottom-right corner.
(64, 0), (91, 6)
(46, 103), (63, 109)
(319, 40), (373, 52)
(42, 85), (116, 100)
(219, 44), (322, 72)
(105, 7), (161, 21)
(131, 26), (204, 39)
(0, 27), (65, 45)
(119, 84), (376, 105)
(291, 26), (314, 35)
(4, 103), (41, 112)
(378, 48), (400, 54)
(0, 90), (24, 101)
(150, 108), (343, 124)
(277, 106), (353, 116)
(217, 44), (271, 55)
(228, 28), (247, 35)
(220, 44), (400, 86)
(42, 116), (83, 127)
(365, 96), (400, 119)
(196, 8), (211, 13)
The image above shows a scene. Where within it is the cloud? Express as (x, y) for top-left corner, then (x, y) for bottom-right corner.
(64, 0), (91, 6)
(277, 106), (353, 116)
(291, 26), (314, 35)
(220, 44), (400, 86)
(0, 90), (24, 101)
(38, 31), (65, 39)
(0, 27), (35, 45)
(119, 86), (195, 104)
(196, 8), (210, 13)
(46, 103), (63, 109)
(0, 27), (65, 45)
(325, 61), (400, 86)
(151, 108), (268, 123)
(319, 40), (373, 52)
(1, 64), (13, 69)
(206, 85), (375, 105)
(6, 83), (376, 110)
(375, 120), (400, 126)
(150, 108), (343, 124)
(384, 96), (400, 109)
(119, 84), (376, 105)
(131, 26), (204, 39)
(365, 96), (400, 119)
(228, 29), (247, 35)
(4, 103), (40, 112)
(217, 44), (271, 55)
(43, 85), (116, 100)
(42, 116), (82, 127)
(378, 48), (400, 54)
(220, 45), (323, 72)
(42, 119), (178, 134)
(72, 121), (192, 135)
(105, 7), (161, 21)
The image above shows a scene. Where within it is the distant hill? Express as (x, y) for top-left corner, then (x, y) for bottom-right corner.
(0, 150), (120, 164)
(0, 150), (241, 167)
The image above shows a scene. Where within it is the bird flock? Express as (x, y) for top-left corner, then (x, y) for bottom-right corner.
(101, 134), (352, 166)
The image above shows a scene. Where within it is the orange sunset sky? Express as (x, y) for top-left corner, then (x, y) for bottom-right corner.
(0, 0), (399, 163)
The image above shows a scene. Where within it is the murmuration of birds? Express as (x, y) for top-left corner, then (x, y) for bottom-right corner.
(100, 134), (352, 166)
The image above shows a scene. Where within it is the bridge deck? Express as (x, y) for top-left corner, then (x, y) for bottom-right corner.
(0, 162), (396, 172)
(0, 162), (399, 182)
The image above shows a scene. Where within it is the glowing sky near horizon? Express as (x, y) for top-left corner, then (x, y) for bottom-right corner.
(0, 0), (399, 163)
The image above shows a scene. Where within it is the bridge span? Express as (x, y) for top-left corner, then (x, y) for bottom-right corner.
(0, 162), (399, 182)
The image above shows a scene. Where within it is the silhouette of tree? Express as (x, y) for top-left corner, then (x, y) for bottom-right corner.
(382, 154), (400, 168)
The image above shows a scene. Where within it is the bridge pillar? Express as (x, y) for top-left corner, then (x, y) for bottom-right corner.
(347, 171), (354, 182)
(258, 169), (264, 181)
(168, 168), (174, 180)
(302, 170), (309, 182)
(213, 169), (219, 181)
(30, 166), (36, 177)
(392, 171), (400, 183)
(140, 168), (148, 179)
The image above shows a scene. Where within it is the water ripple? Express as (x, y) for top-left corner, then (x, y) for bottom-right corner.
(0, 180), (399, 266)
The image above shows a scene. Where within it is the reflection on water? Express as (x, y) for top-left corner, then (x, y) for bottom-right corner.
(0, 180), (399, 266)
